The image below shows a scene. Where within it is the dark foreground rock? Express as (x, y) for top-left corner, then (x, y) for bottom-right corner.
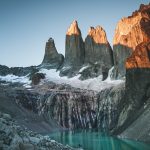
(0, 112), (76, 150)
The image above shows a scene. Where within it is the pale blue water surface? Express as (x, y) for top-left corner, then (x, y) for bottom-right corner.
(49, 130), (150, 150)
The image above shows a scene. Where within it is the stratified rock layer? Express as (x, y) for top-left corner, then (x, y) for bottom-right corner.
(33, 82), (125, 131)
(113, 3), (150, 78)
(42, 38), (64, 69)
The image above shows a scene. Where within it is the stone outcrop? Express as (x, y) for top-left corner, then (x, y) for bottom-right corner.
(42, 38), (64, 69)
(60, 21), (84, 77)
(113, 3), (150, 78)
(84, 26), (113, 80)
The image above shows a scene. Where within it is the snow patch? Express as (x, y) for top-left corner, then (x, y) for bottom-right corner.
(50, 140), (56, 143)
(79, 65), (89, 72)
(0, 74), (31, 88)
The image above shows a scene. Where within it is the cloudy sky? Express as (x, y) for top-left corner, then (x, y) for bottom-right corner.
(0, 0), (149, 67)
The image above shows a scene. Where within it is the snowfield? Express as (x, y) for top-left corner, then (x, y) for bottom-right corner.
(39, 67), (124, 91)
(0, 67), (124, 92)
(0, 74), (31, 88)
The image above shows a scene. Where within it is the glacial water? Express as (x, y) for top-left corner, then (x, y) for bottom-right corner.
(49, 130), (150, 150)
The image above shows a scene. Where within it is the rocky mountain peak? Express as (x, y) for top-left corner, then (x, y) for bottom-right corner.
(41, 37), (64, 69)
(47, 37), (55, 48)
(88, 26), (108, 44)
(66, 20), (81, 36)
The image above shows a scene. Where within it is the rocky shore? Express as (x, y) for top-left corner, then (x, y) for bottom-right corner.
(0, 111), (76, 150)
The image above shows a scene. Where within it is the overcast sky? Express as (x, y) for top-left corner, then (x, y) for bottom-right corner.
(0, 0), (149, 67)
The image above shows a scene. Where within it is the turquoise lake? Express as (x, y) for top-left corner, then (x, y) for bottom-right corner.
(49, 130), (150, 150)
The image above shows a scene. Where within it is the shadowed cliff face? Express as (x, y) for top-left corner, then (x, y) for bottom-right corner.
(113, 3), (150, 78)
(41, 38), (64, 69)
(65, 34), (85, 66)
(114, 41), (150, 139)
(115, 69), (150, 136)
(35, 82), (125, 131)
(112, 44), (132, 79)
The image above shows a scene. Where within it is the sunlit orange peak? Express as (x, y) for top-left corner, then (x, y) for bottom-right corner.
(66, 20), (80, 36)
(88, 26), (108, 44)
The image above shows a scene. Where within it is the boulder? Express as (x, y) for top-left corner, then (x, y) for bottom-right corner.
(31, 73), (45, 85)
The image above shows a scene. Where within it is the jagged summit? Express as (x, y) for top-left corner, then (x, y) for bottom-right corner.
(48, 37), (54, 42)
(41, 37), (64, 69)
(113, 3), (150, 49)
(66, 20), (81, 36)
(88, 26), (108, 44)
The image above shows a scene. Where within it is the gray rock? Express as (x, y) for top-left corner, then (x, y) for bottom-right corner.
(19, 143), (35, 150)
(37, 82), (125, 130)
(0, 65), (38, 77)
(31, 73), (45, 85)
(79, 63), (108, 81)
(0, 111), (76, 150)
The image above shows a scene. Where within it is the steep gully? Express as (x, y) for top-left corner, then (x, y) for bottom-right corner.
(0, 3), (150, 145)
